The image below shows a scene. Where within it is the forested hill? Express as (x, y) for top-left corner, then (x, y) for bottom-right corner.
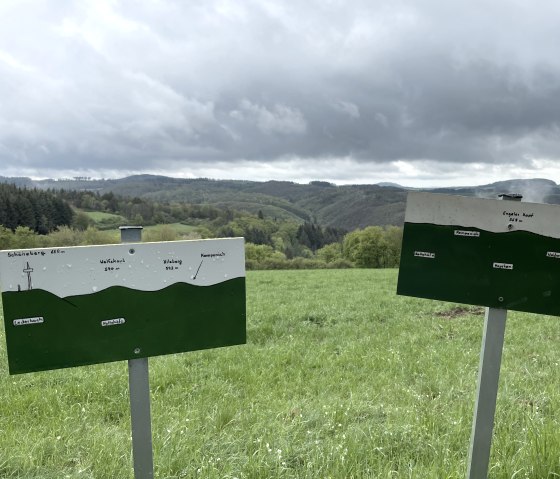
(1, 175), (558, 231)
(2, 176), (407, 229)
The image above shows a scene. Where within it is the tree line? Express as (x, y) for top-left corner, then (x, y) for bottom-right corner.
(58, 189), (232, 229)
(59, 189), (350, 259)
(0, 184), (403, 269)
(244, 225), (402, 270)
(0, 184), (74, 234)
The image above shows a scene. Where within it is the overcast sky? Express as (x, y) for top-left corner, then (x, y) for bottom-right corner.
(1, 0), (560, 187)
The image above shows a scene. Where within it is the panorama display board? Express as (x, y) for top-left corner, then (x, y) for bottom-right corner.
(0, 238), (246, 374)
(397, 192), (560, 315)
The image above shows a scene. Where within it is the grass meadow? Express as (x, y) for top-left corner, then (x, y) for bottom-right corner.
(81, 212), (200, 240)
(83, 212), (126, 223)
(0, 269), (560, 478)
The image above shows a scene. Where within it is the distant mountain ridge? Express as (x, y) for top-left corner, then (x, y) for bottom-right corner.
(1, 175), (558, 230)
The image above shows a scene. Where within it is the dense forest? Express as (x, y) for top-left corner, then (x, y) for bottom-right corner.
(0, 184), (74, 234)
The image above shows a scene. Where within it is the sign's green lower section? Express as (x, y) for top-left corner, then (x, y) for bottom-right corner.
(2, 278), (245, 374)
(397, 223), (560, 316)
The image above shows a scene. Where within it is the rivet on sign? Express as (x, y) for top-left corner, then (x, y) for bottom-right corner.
(498, 297), (504, 302)
(129, 248), (136, 255)
(507, 224), (513, 230)
(134, 348), (141, 354)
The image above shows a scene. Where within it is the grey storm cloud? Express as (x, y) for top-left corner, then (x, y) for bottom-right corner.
(1, 0), (560, 181)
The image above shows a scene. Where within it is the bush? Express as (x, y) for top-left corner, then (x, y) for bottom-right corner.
(325, 259), (354, 269)
(316, 242), (345, 264)
(0, 225), (14, 249)
(12, 226), (39, 249)
(81, 227), (118, 245)
(342, 226), (402, 268)
(47, 226), (83, 246)
(144, 225), (178, 242)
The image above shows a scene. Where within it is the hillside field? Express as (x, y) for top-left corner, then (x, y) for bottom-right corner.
(0, 269), (559, 478)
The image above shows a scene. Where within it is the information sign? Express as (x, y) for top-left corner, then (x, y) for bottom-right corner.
(0, 238), (246, 374)
(397, 191), (560, 315)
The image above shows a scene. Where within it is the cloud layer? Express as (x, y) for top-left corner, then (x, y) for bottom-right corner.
(1, 0), (560, 185)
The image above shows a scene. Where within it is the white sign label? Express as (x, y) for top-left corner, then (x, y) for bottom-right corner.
(414, 251), (435, 259)
(546, 251), (560, 259)
(454, 230), (480, 237)
(101, 318), (126, 327)
(13, 317), (44, 326)
(493, 262), (513, 270)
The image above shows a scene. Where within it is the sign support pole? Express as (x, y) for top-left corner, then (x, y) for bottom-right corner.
(120, 226), (154, 479)
(466, 193), (520, 479)
(466, 307), (507, 479)
(128, 356), (154, 479)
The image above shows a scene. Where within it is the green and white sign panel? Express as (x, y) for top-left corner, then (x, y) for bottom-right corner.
(0, 238), (245, 374)
(397, 192), (560, 315)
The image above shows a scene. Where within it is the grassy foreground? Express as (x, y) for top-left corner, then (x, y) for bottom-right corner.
(0, 269), (559, 478)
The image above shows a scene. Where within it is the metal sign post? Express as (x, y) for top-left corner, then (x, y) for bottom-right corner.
(128, 356), (154, 479)
(396, 191), (554, 478)
(0, 229), (246, 478)
(466, 194), (520, 479)
(120, 226), (154, 479)
(466, 307), (507, 479)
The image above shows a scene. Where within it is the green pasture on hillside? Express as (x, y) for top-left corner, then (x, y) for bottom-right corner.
(84, 211), (126, 223)
(103, 223), (200, 239)
(141, 223), (199, 237)
(83, 211), (198, 237)
(0, 269), (559, 478)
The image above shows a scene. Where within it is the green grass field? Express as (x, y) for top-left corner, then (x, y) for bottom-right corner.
(99, 224), (200, 241)
(82, 212), (198, 238)
(84, 211), (127, 223)
(141, 223), (199, 237)
(0, 269), (559, 478)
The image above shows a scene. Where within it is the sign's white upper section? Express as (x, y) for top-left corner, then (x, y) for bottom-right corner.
(0, 238), (245, 297)
(405, 191), (560, 238)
